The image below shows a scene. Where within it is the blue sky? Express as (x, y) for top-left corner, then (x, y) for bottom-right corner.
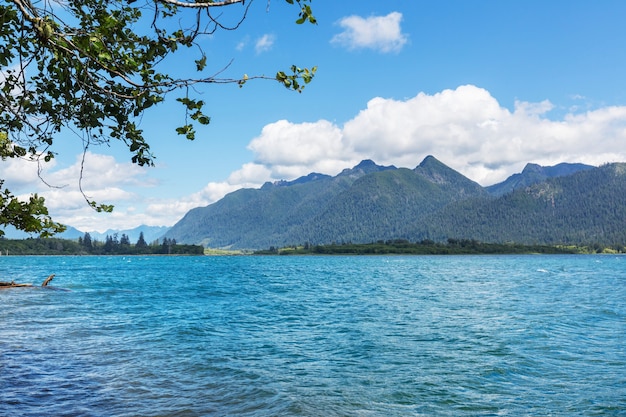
(3, 0), (626, 232)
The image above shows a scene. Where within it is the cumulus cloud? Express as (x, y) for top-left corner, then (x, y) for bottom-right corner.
(331, 12), (408, 53)
(0, 156), (49, 188)
(0, 151), (160, 232)
(255, 34), (275, 54)
(43, 152), (154, 190)
(232, 85), (626, 187)
(247, 119), (351, 179)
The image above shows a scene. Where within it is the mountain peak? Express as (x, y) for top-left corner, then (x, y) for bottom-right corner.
(487, 162), (595, 196)
(413, 155), (478, 188)
(261, 172), (331, 189)
(355, 159), (377, 168)
(352, 159), (394, 172)
(339, 159), (396, 178)
(521, 163), (543, 174)
(418, 155), (446, 169)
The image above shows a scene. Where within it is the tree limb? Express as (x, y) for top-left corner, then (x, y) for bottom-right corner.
(156, 0), (245, 8)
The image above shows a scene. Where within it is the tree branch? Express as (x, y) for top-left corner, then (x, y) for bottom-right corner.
(9, 0), (38, 22)
(156, 0), (245, 9)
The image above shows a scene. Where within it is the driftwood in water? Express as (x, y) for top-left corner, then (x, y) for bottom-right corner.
(42, 274), (55, 287)
(0, 281), (33, 288)
(0, 274), (56, 289)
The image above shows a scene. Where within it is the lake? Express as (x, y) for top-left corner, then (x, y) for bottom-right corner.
(1, 255), (624, 416)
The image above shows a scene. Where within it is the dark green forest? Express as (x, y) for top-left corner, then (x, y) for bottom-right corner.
(412, 163), (626, 246)
(254, 239), (619, 255)
(0, 232), (203, 255)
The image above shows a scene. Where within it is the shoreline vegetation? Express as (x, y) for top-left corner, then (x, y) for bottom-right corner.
(0, 237), (623, 256)
(253, 239), (625, 256)
(0, 236), (204, 256)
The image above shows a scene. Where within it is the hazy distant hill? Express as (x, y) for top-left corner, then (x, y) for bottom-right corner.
(1, 224), (84, 240)
(86, 225), (170, 243)
(164, 157), (626, 249)
(1, 224), (170, 243)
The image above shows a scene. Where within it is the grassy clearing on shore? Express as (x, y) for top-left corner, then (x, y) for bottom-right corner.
(204, 248), (248, 256)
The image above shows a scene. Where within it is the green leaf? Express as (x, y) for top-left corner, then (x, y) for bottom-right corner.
(43, 151), (55, 162)
(98, 51), (112, 61)
(176, 125), (191, 135)
(176, 124), (195, 139)
(195, 55), (207, 71)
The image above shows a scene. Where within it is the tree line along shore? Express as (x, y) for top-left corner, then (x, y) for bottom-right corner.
(254, 239), (625, 256)
(0, 236), (623, 256)
(0, 233), (203, 256)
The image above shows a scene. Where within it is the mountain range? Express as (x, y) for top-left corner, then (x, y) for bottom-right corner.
(0, 224), (169, 244)
(163, 156), (626, 249)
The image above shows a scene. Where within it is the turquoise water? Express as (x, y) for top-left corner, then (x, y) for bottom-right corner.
(1, 255), (624, 416)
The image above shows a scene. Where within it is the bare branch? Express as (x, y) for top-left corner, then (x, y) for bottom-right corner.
(156, 0), (245, 9)
(9, 0), (38, 22)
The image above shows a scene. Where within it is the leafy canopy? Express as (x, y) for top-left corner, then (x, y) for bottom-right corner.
(0, 0), (316, 236)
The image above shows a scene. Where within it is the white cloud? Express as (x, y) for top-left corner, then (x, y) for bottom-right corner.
(1, 150), (154, 196)
(226, 162), (270, 184)
(43, 152), (154, 190)
(0, 156), (49, 188)
(141, 180), (253, 229)
(331, 12), (408, 53)
(0, 151), (161, 232)
(255, 34), (275, 54)
(234, 85), (626, 187)
(248, 119), (348, 176)
(236, 36), (249, 51)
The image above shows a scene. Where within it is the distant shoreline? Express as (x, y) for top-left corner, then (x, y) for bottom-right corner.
(0, 237), (623, 256)
(253, 240), (624, 256)
(0, 237), (204, 256)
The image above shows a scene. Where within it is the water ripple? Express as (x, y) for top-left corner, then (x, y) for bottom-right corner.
(1, 255), (625, 416)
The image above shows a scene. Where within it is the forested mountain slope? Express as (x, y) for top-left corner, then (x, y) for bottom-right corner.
(165, 157), (625, 249)
(293, 157), (487, 244)
(165, 156), (485, 248)
(414, 163), (626, 245)
(165, 159), (396, 248)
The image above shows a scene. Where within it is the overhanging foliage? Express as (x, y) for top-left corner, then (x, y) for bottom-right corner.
(0, 0), (316, 235)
